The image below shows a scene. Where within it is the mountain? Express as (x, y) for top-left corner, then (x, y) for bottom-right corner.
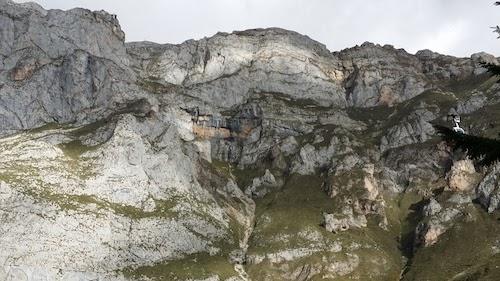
(1, 0), (500, 280)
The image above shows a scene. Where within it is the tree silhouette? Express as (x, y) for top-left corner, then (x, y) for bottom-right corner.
(480, 61), (500, 78)
(434, 125), (500, 167)
(435, 2), (500, 167)
(484, 2), (500, 80)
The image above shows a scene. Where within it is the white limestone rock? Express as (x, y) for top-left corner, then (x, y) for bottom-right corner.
(446, 159), (481, 192)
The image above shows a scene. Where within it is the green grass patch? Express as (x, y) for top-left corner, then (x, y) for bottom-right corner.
(26, 122), (62, 134)
(123, 252), (238, 281)
(137, 77), (179, 94)
(246, 174), (403, 280)
(22, 187), (179, 219)
(442, 73), (493, 97)
(403, 205), (500, 281)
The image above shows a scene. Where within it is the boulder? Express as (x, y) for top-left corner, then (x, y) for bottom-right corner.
(322, 206), (367, 233)
(447, 159), (481, 192)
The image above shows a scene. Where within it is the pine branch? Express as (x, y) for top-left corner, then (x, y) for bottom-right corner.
(434, 125), (500, 167)
(480, 61), (500, 75)
(493, 25), (500, 39)
(479, 62), (500, 83)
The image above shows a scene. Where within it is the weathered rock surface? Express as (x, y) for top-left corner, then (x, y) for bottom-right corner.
(127, 28), (347, 109)
(0, 0), (151, 136)
(244, 169), (281, 198)
(322, 207), (367, 233)
(476, 163), (500, 213)
(0, 111), (254, 280)
(380, 105), (438, 151)
(446, 159), (481, 192)
(1, 0), (500, 280)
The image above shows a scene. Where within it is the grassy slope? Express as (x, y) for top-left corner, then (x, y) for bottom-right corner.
(245, 174), (402, 280)
(403, 206), (500, 281)
(123, 252), (238, 281)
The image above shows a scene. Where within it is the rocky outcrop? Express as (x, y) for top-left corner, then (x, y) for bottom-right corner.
(416, 49), (483, 81)
(446, 159), (481, 192)
(336, 43), (429, 107)
(127, 28), (347, 109)
(0, 0), (150, 137)
(415, 196), (465, 247)
(291, 129), (360, 175)
(455, 91), (488, 114)
(476, 164), (500, 213)
(244, 169), (281, 198)
(335, 43), (496, 108)
(322, 206), (367, 233)
(0, 111), (254, 280)
(380, 104), (438, 151)
(1, 0), (500, 280)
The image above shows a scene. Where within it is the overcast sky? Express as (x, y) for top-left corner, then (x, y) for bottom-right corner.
(14, 0), (500, 57)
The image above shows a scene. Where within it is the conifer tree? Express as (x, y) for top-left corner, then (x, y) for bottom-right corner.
(434, 125), (500, 167)
(435, 2), (500, 167)
(482, 2), (500, 80)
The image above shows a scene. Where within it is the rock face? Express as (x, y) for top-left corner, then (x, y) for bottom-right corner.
(447, 159), (481, 192)
(244, 169), (281, 198)
(0, 0), (148, 136)
(476, 164), (500, 213)
(0, 112), (253, 280)
(1, 1), (500, 280)
(337, 43), (428, 107)
(322, 207), (368, 233)
(127, 28), (346, 109)
(379, 105), (437, 151)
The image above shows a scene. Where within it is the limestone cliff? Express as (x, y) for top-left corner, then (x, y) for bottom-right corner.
(1, 1), (500, 280)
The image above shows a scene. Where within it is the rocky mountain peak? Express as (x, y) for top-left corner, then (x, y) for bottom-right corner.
(0, 0), (127, 65)
(1, 1), (500, 280)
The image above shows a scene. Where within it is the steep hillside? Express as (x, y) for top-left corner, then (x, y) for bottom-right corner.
(0, 1), (500, 280)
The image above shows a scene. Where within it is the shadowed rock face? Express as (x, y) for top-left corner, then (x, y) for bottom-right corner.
(1, 0), (500, 280)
